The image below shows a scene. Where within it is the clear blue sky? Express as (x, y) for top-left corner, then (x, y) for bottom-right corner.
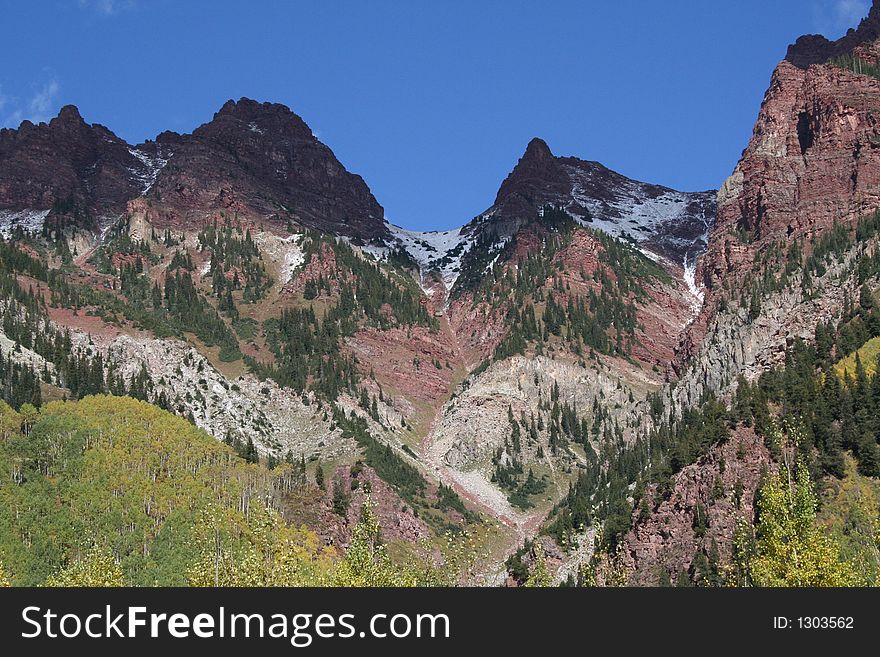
(0, 0), (871, 230)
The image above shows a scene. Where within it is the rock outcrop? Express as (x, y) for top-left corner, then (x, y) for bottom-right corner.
(0, 105), (152, 218)
(687, 2), (880, 364)
(622, 427), (774, 586)
(148, 99), (389, 242)
(785, 1), (880, 69)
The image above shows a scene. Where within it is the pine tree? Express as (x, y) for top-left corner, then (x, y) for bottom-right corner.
(315, 461), (326, 490)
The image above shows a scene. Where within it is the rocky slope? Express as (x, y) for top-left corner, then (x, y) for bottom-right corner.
(621, 427), (774, 586)
(621, 1), (880, 584)
(0, 98), (388, 243)
(0, 105), (155, 233)
(686, 3), (880, 366)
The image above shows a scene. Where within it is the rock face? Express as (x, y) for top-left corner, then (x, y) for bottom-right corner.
(622, 427), (774, 586)
(685, 4), (880, 366)
(0, 98), (388, 242)
(149, 99), (389, 242)
(468, 137), (716, 266)
(785, 1), (880, 69)
(703, 63), (880, 289)
(0, 106), (149, 218)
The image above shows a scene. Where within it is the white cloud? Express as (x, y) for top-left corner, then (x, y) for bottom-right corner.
(813, 0), (871, 37)
(28, 80), (60, 123)
(1, 79), (61, 128)
(77, 0), (136, 16)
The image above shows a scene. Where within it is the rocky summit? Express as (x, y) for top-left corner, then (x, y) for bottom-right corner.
(2, 3), (880, 589)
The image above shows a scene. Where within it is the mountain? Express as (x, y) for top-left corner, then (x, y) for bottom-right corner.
(388, 137), (715, 297)
(0, 105), (154, 233)
(0, 98), (387, 242)
(2, 3), (880, 588)
(480, 137), (715, 266)
(146, 99), (389, 242)
(620, 0), (880, 585)
(784, 2), (880, 68)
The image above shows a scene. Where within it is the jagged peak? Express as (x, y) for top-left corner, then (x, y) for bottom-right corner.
(53, 105), (85, 125)
(201, 97), (314, 140)
(521, 136), (554, 161)
(785, 0), (880, 69)
(492, 137), (570, 208)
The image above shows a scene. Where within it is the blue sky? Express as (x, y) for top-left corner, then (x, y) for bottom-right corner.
(0, 0), (872, 230)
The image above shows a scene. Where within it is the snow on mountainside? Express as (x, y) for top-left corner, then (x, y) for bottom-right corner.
(385, 223), (475, 289)
(0, 209), (50, 238)
(565, 163), (716, 264)
(127, 147), (171, 195)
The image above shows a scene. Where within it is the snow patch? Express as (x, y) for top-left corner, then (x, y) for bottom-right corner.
(128, 148), (170, 195)
(281, 235), (305, 283)
(253, 232), (304, 284)
(683, 255), (704, 316)
(563, 163), (715, 257)
(0, 209), (50, 238)
(386, 222), (475, 291)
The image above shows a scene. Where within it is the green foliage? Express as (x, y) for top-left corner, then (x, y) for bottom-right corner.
(817, 455), (880, 585)
(89, 228), (155, 276)
(0, 395), (305, 586)
(467, 207), (658, 366)
(741, 318), (880, 480)
(300, 232), (436, 330)
(835, 335), (880, 380)
(732, 444), (855, 587)
(248, 232), (434, 401)
(331, 406), (426, 502)
(251, 305), (359, 400)
(524, 543), (552, 587)
(332, 476), (351, 516)
(45, 545), (125, 587)
(186, 505), (332, 587)
(435, 483), (479, 523)
(829, 52), (880, 80)
(163, 270), (242, 361)
(198, 220), (272, 306)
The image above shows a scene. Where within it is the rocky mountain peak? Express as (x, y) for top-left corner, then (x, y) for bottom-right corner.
(51, 104), (86, 127)
(492, 137), (571, 210)
(520, 136), (555, 164)
(197, 97), (315, 143)
(785, 0), (880, 68)
(0, 104), (145, 217)
(145, 98), (389, 242)
(474, 138), (716, 266)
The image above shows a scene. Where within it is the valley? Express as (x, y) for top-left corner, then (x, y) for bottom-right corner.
(3, 2), (880, 588)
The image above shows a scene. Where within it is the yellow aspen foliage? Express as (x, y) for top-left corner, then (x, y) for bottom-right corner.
(0, 559), (10, 586)
(330, 496), (417, 587)
(187, 504), (333, 587)
(0, 400), (20, 442)
(733, 460), (856, 587)
(524, 543), (552, 587)
(46, 545), (125, 587)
